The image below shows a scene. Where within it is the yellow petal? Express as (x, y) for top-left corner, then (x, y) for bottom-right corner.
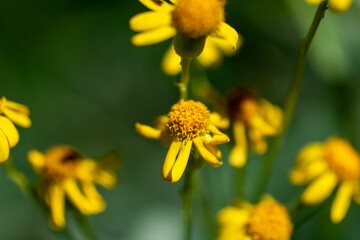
(210, 22), (239, 50)
(194, 137), (222, 166)
(129, 11), (172, 32)
(329, 0), (352, 12)
(82, 182), (106, 213)
(209, 113), (229, 129)
(96, 170), (117, 188)
(208, 125), (230, 144)
(289, 159), (327, 184)
(5, 100), (30, 115)
(135, 122), (162, 139)
(249, 129), (267, 154)
(131, 26), (176, 46)
(161, 45), (182, 76)
(217, 206), (249, 227)
(64, 179), (91, 214)
(331, 181), (354, 223)
(162, 141), (182, 180)
(296, 142), (325, 165)
(170, 140), (192, 183)
(197, 40), (222, 67)
(229, 121), (247, 168)
(0, 116), (19, 147)
(301, 171), (338, 205)
(0, 130), (10, 163)
(3, 108), (31, 128)
(27, 149), (46, 170)
(49, 184), (65, 229)
(139, 0), (175, 12)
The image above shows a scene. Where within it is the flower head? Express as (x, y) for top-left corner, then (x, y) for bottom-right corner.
(28, 145), (117, 229)
(217, 196), (293, 240)
(226, 88), (283, 168)
(130, 0), (239, 58)
(289, 137), (360, 223)
(0, 96), (31, 162)
(306, 0), (352, 13)
(136, 100), (229, 183)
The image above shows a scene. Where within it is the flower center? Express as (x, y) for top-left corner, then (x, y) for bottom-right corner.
(42, 145), (81, 180)
(324, 138), (360, 181)
(172, 0), (225, 39)
(246, 201), (293, 240)
(167, 100), (209, 141)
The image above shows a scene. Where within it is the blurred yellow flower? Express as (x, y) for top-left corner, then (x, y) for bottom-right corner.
(162, 36), (242, 75)
(0, 97), (31, 162)
(306, 0), (352, 13)
(28, 145), (117, 229)
(227, 88), (283, 168)
(217, 196), (293, 240)
(136, 100), (229, 183)
(289, 137), (360, 223)
(129, 0), (238, 49)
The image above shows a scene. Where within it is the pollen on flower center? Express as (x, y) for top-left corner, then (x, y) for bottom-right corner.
(324, 138), (360, 180)
(42, 145), (81, 180)
(167, 100), (210, 141)
(172, 0), (225, 39)
(246, 201), (293, 240)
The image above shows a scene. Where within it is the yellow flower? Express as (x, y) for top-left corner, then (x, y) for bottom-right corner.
(0, 96), (31, 162)
(227, 88), (283, 168)
(28, 145), (117, 229)
(129, 0), (239, 51)
(306, 0), (352, 13)
(217, 196), (293, 240)
(289, 137), (360, 223)
(136, 100), (229, 183)
(162, 35), (242, 75)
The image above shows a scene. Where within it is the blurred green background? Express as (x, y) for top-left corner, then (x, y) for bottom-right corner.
(1, 0), (360, 239)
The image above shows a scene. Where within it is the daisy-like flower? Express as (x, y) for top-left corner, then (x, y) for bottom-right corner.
(136, 100), (229, 183)
(227, 88), (283, 168)
(0, 96), (31, 162)
(306, 0), (352, 13)
(162, 36), (242, 75)
(130, 0), (239, 58)
(289, 137), (360, 223)
(217, 196), (293, 240)
(28, 145), (117, 229)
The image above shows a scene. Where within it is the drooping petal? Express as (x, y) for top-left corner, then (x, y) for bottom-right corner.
(0, 116), (19, 147)
(131, 26), (176, 46)
(135, 122), (162, 139)
(139, 0), (175, 12)
(3, 108), (31, 128)
(301, 171), (338, 205)
(210, 22), (239, 49)
(0, 130), (10, 163)
(161, 45), (182, 76)
(170, 140), (192, 183)
(27, 149), (46, 170)
(129, 11), (172, 32)
(229, 121), (247, 168)
(197, 40), (223, 67)
(194, 137), (222, 166)
(64, 179), (91, 214)
(331, 181), (354, 223)
(162, 141), (182, 180)
(49, 184), (65, 229)
(82, 182), (106, 213)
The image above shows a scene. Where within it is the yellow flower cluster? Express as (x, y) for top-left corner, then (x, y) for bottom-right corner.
(0, 96), (31, 162)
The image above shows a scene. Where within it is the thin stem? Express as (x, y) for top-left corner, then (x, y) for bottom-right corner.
(179, 58), (192, 100)
(181, 169), (195, 240)
(73, 213), (98, 240)
(253, 1), (329, 201)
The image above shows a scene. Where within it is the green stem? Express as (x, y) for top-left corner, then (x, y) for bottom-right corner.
(253, 1), (328, 201)
(179, 58), (192, 100)
(181, 169), (195, 240)
(233, 167), (246, 199)
(74, 213), (98, 240)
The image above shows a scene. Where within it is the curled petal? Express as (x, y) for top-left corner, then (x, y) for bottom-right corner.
(194, 137), (222, 167)
(331, 181), (354, 223)
(209, 113), (229, 129)
(211, 22), (239, 50)
(135, 122), (162, 139)
(0, 116), (19, 148)
(170, 141), (192, 183)
(130, 11), (172, 32)
(301, 171), (338, 205)
(131, 26), (176, 46)
(162, 141), (182, 180)
(49, 184), (65, 229)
